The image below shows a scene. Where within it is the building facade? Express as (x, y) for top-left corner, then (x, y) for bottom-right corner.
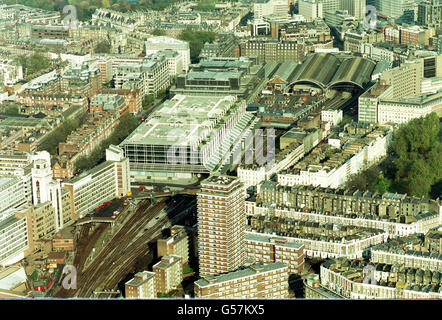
(198, 175), (247, 277)
(194, 262), (289, 298)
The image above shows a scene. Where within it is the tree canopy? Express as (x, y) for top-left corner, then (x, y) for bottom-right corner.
(346, 113), (442, 199)
(391, 112), (441, 198)
(195, 0), (216, 11)
(94, 40), (111, 54)
(74, 113), (139, 173)
(178, 28), (216, 63)
(14, 53), (51, 77)
(3, 0), (181, 21)
(38, 112), (88, 155)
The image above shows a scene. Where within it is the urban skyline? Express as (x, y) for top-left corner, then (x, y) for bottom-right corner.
(0, 0), (440, 305)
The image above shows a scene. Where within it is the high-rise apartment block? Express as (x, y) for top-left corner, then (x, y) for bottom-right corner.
(198, 175), (247, 277)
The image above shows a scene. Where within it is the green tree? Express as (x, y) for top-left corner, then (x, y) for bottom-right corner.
(389, 112), (441, 198)
(142, 94), (155, 110)
(94, 40), (111, 54)
(151, 28), (166, 36)
(178, 28), (216, 63)
(4, 106), (19, 115)
(195, 0), (216, 11)
(15, 52), (51, 77)
(373, 174), (391, 194)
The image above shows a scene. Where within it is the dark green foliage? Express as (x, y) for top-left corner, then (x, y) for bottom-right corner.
(38, 112), (88, 155)
(373, 174), (391, 194)
(151, 28), (166, 36)
(142, 94), (155, 110)
(390, 113), (441, 198)
(178, 28), (216, 63)
(195, 0), (216, 11)
(346, 164), (380, 191)
(15, 53), (51, 77)
(347, 113), (441, 198)
(94, 40), (111, 54)
(4, 106), (19, 115)
(74, 113), (139, 173)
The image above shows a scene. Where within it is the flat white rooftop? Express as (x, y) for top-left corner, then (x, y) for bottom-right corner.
(121, 94), (237, 146)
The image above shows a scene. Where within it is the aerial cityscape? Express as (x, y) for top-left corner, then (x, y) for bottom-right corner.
(0, 0), (441, 303)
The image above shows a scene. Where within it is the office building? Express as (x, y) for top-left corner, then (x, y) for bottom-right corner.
(374, 0), (415, 19)
(145, 36), (190, 73)
(239, 40), (305, 64)
(417, 0), (441, 27)
(62, 146), (131, 220)
(0, 207), (30, 267)
(340, 0), (366, 20)
(0, 177), (28, 215)
(254, 0), (290, 19)
(114, 52), (170, 98)
(171, 57), (265, 99)
(359, 56), (442, 124)
(120, 95), (256, 182)
(299, 0), (324, 21)
(198, 175), (247, 277)
(320, 0), (341, 14)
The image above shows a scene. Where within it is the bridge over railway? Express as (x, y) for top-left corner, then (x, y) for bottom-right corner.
(133, 188), (198, 200)
(73, 189), (198, 226)
(75, 216), (116, 226)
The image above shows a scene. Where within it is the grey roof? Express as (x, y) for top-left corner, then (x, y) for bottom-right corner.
(289, 53), (375, 89)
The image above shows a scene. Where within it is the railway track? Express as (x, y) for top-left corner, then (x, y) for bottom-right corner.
(71, 199), (168, 298)
(95, 215), (171, 297)
(54, 223), (109, 298)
